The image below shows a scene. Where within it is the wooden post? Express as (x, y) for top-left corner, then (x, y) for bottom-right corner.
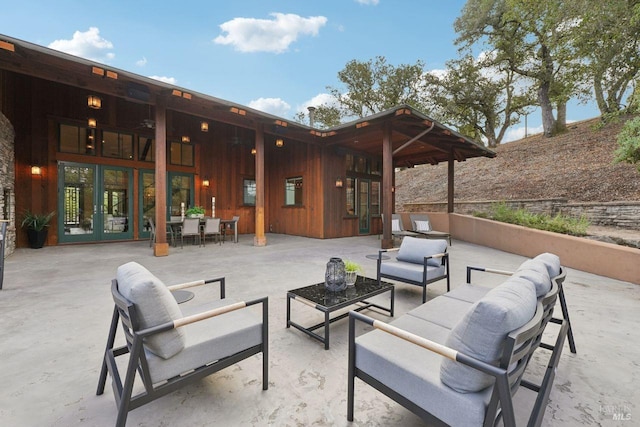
(254, 124), (266, 246)
(382, 122), (394, 249)
(447, 150), (454, 213)
(154, 98), (169, 256)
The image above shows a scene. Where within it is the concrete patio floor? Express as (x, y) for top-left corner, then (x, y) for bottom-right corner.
(0, 234), (637, 426)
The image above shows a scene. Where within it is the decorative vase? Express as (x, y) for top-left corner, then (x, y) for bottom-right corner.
(325, 257), (347, 292)
(345, 271), (358, 287)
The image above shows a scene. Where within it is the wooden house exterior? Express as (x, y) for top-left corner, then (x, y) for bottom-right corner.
(0, 34), (495, 254)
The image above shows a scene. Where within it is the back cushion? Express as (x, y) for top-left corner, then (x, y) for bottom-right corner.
(514, 259), (551, 297)
(413, 220), (432, 232)
(440, 277), (537, 393)
(116, 262), (186, 359)
(391, 219), (401, 232)
(397, 237), (447, 267)
(534, 253), (561, 278)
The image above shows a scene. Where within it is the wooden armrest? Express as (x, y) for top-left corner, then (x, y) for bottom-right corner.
(168, 276), (225, 291)
(426, 252), (447, 259)
(466, 266), (514, 283)
(372, 318), (458, 361)
(380, 248), (400, 255)
(174, 301), (247, 328)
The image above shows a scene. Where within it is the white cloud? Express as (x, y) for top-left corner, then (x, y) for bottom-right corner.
(48, 27), (115, 63)
(296, 93), (337, 114)
(248, 97), (291, 116)
(136, 57), (147, 67)
(355, 0), (380, 4)
(503, 124), (545, 142)
(214, 13), (328, 53)
(149, 76), (177, 85)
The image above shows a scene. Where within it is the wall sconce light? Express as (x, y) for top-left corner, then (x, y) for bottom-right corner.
(31, 165), (42, 176)
(251, 148), (257, 155)
(87, 95), (102, 109)
(181, 135), (190, 143)
(335, 177), (343, 188)
(275, 138), (284, 147)
(201, 121), (209, 132)
(202, 178), (210, 187)
(87, 118), (97, 128)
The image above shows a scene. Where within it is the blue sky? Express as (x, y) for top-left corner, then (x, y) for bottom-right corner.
(1, 0), (600, 141)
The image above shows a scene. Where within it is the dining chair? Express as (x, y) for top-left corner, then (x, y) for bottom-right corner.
(147, 217), (175, 247)
(202, 217), (222, 246)
(180, 218), (201, 248)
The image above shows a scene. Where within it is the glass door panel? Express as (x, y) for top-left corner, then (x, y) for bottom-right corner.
(139, 170), (155, 239)
(101, 167), (132, 239)
(59, 164), (96, 242)
(358, 179), (370, 234)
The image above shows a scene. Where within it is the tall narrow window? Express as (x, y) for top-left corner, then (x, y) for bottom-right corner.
(243, 178), (256, 205)
(169, 141), (194, 166)
(285, 177), (303, 206)
(371, 181), (381, 215)
(346, 177), (356, 215)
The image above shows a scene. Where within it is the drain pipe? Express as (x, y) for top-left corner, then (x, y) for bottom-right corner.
(393, 121), (435, 155)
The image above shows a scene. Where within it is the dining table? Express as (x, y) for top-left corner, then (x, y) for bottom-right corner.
(221, 218), (239, 243)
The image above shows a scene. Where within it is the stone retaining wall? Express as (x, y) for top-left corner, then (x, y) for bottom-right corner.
(404, 198), (640, 230)
(0, 111), (15, 257)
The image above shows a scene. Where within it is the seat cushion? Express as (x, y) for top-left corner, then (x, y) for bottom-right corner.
(380, 261), (445, 284)
(534, 253), (561, 278)
(514, 259), (551, 297)
(356, 315), (493, 426)
(406, 295), (474, 330)
(116, 262), (186, 359)
(146, 298), (263, 383)
(440, 277), (537, 393)
(397, 237), (447, 267)
(444, 283), (492, 303)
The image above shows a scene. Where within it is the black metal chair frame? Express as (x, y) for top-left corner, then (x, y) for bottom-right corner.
(377, 248), (450, 303)
(347, 301), (559, 427)
(96, 277), (269, 427)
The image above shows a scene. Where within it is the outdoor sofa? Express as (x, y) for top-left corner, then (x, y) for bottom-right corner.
(349, 253), (570, 426)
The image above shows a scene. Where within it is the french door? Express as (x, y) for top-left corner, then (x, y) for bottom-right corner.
(358, 179), (370, 234)
(58, 162), (133, 242)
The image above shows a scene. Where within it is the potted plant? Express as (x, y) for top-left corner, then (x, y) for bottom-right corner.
(344, 259), (363, 287)
(21, 210), (55, 249)
(185, 206), (205, 218)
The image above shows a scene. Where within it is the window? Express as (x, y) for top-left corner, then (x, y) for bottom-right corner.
(169, 141), (194, 166)
(243, 178), (256, 205)
(371, 181), (381, 215)
(102, 131), (133, 159)
(59, 124), (95, 155)
(285, 177), (303, 206)
(346, 177), (356, 215)
(138, 136), (155, 162)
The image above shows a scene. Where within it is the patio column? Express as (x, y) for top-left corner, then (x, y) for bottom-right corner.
(254, 124), (267, 246)
(447, 150), (454, 213)
(154, 97), (169, 256)
(381, 121), (394, 249)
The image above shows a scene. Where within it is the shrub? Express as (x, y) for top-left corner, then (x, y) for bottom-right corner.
(474, 202), (589, 237)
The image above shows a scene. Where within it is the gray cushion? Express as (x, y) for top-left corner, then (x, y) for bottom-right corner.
(391, 219), (401, 232)
(440, 277), (537, 393)
(116, 262), (186, 359)
(413, 219), (432, 232)
(397, 237), (447, 267)
(406, 295), (474, 330)
(514, 259), (551, 297)
(380, 261), (445, 284)
(534, 253), (561, 278)
(443, 283), (491, 303)
(147, 298), (263, 383)
(356, 316), (493, 425)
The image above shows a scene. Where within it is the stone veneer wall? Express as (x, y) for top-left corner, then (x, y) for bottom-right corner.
(404, 198), (640, 230)
(0, 111), (15, 256)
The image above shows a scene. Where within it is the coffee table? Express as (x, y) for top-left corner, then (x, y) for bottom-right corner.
(286, 276), (394, 349)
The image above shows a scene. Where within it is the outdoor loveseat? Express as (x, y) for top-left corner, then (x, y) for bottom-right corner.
(349, 253), (571, 426)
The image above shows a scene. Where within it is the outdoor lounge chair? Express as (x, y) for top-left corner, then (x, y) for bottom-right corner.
(390, 213), (420, 242)
(377, 236), (450, 303)
(409, 213), (452, 245)
(96, 262), (269, 426)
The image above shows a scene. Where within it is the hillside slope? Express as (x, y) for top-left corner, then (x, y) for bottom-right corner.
(396, 117), (640, 207)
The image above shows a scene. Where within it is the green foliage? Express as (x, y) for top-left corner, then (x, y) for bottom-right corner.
(614, 116), (640, 172)
(20, 210), (55, 231)
(185, 206), (205, 215)
(343, 259), (363, 273)
(475, 202), (589, 236)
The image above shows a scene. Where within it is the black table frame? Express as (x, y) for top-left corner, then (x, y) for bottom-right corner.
(286, 276), (394, 349)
